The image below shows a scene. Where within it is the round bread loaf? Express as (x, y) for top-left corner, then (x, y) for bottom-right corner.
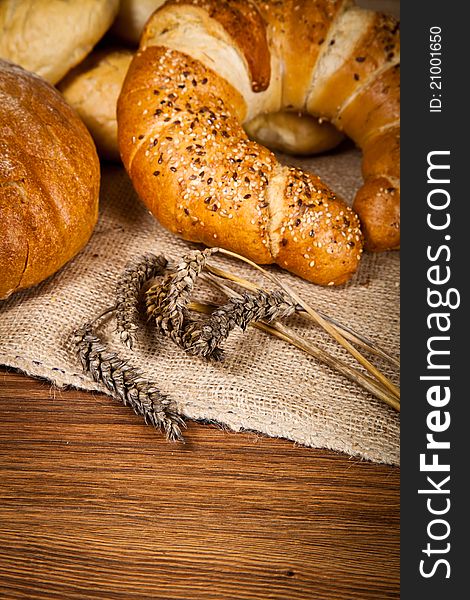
(59, 49), (134, 162)
(0, 60), (100, 300)
(0, 0), (119, 84)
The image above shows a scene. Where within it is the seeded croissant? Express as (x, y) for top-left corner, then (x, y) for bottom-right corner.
(118, 0), (400, 285)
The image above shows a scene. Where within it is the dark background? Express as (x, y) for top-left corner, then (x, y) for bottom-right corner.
(401, 1), (467, 596)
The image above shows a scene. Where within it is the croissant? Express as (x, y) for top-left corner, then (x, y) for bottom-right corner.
(111, 0), (344, 157)
(118, 0), (400, 285)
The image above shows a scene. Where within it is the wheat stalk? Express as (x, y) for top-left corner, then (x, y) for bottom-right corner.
(198, 276), (400, 410)
(188, 300), (399, 412)
(115, 253), (168, 349)
(142, 246), (399, 409)
(145, 248), (297, 361)
(182, 289), (297, 360)
(71, 322), (185, 441)
(205, 264), (399, 369)
(215, 248), (400, 403)
(146, 248), (217, 348)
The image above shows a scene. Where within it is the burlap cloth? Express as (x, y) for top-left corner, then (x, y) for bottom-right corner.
(0, 146), (400, 464)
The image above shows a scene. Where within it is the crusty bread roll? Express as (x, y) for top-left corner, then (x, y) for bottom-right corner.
(112, 0), (345, 156)
(0, 60), (100, 300)
(59, 49), (134, 162)
(0, 0), (119, 84)
(245, 111), (344, 156)
(118, 0), (399, 274)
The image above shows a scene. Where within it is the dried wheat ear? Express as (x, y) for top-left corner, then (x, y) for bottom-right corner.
(71, 322), (185, 441)
(71, 247), (400, 442)
(145, 248), (298, 361)
(115, 252), (168, 349)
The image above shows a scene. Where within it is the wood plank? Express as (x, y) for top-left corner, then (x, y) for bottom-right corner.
(0, 368), (399, 599)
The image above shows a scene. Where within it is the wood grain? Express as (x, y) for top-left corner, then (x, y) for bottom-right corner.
(0, 368), (399, 599)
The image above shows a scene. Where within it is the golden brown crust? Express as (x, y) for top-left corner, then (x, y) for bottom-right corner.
(353, 176), (399, 252)
(166, 0), (271, 92)
(0, 60), (100, 299)
(258, 0), (346, 110)
(118, 0), (400, 272)
(308, 11), (400, 119)
(272, 167), (362, 285)
(118, 46), (247, 167)
(118, 46), (362, 284)
(335, 63), (400, 145)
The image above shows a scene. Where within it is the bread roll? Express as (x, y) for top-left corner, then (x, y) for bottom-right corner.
(117, 0), (400, 283)
(0, 60), (100, 299)
(59, 49), (134, 162)
(118, 46), (363, 286)
(0, 0), (119, 84)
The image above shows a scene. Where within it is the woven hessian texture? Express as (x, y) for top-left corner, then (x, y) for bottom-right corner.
(0, 146), (400, 464)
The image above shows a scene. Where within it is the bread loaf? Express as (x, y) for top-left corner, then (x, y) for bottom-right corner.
(59, 49), (134, 162)
(0, 60), (100, 299)
(118, 0), (400, 285)
(0, 0), (119, 84)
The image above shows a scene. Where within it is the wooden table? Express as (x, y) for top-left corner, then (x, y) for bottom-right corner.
(0, 368), (399, 599)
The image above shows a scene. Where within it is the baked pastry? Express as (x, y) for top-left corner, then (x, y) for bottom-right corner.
(113, 0), (345, 156)
(0, 0), (119, 84)
(118, 0), (400, 285)
(59, 49), (134, 161)
(0, 60), (100, 299)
